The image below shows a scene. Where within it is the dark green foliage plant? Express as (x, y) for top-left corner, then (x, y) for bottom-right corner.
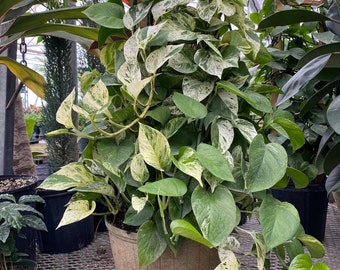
(41, 36), (78, 172)
(0, 194), (46, 270)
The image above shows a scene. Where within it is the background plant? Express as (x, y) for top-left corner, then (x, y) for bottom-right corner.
(255, 0), (340, 191)
(0, 194), (46, 270)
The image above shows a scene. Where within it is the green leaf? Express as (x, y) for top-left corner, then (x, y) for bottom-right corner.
(327, 96), (340, 134)
(137, 220), (167, 268)
(56, 90), (75, 129)
(245, 135), (287, 192)
(197, 143), (234, 182)
(324, 140), (340, 174)
(192, 185), (237, 246)
(258, 10), (330, 30)
(145, 44), (184, 74)
(173, 92), (208, 119)
(0, 224), (10, 243)
(74, 180), (115, 198)
(4, 6), (89, 35)
(39, 163), (95, 191)
(276, 54), (331, 106)
(260, 194), (300, 251)
(83, 2), (124, 29)
(297, 234), (325, 258)
(270, 117), (305, 152)
(162, 117), (186, 139)
(93, 138), (135, 168)
(297, 43), (340, 68)
(217, 81), (272, 113)
(138, 123), (172, 171)
(0, 56), (46, 98)
(0, 207), (22, 230)
(22, 215), (47, 232)
(286, 167), (310, 189)
(57, 200), (95, 228)
(138, 178), (187, 197)
(91, 159), (126, 193)
(146, 106), (171, 126)
(172, 147), (204, 186)
(170, 219), (214, 247)
(124, 205), (154, 226)
(288, 254), (312, 270)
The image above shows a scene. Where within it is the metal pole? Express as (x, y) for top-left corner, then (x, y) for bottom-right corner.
(0, 42), (17, 174)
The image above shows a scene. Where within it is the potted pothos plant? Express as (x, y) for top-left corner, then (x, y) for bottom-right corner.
(38, 0), (328, 269)
(256, 0), (340, 240)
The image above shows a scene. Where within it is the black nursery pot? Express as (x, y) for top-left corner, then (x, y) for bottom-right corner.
(36, 189), (94, 254)
(272, 184), (328, 241)
(0, 175), (38, 262)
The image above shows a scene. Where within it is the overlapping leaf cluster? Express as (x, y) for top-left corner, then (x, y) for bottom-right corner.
(38, 1), (327, 269)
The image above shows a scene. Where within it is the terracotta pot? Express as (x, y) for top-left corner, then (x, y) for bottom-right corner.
(105, 220), (220, 270)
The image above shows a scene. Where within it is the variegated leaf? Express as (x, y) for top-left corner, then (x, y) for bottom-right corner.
(57, 200), (96, 228)
(123, 1), (153, 30)
(138, 123), (172, 171)
(245, 29), (261, 59)
(172, 147), (204, 186)
(131, 154), (150, 183)
(139, 22), (166, 50)
(216, 0), (236, 17)
(56, 89), (75, 129)
(151, 0), (192, 22)
(168, 50), (197, 74)
(82, 80), (110, 114)
(117, 60), (141, 85)
(233, 118), (257, 143)
(126, 76), (154, 100)
(217, 90), (238, 115)
(194, 49), (238, 79)
(211, 119), (234, 154)
(145, 44), (184, 74)
(183, 77), (215, 101)
(124, 29), (140, 61)
(197, 0), (218, 23)
(132, 195), (148, 213)
(39, 163), (95, 191)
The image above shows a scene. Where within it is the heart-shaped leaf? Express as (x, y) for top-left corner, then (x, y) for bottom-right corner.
(138, 123), (172, 171)
(245, 135), (287, 192)
(192, 185), (237, 246)
(260, 194), (300, 250)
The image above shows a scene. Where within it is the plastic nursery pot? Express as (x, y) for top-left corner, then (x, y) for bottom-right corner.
(36, 189), (94, 254)
(0, 175), (39, 262)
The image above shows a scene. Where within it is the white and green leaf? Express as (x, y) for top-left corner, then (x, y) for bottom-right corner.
(138, 123), (172, 171)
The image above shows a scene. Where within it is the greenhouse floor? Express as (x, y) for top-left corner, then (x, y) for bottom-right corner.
(35, 163), (340, 270)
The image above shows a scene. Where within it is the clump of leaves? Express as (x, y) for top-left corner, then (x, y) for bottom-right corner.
(0, 194), (47, 270)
